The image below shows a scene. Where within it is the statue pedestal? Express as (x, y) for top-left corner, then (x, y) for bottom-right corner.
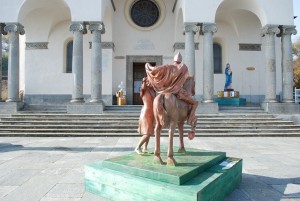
(0, 102), (24, 114)
(85, 147), (242, 201)
(215, 90), (246, 106)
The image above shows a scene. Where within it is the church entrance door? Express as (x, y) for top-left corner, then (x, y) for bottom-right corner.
(133, 62), (155, 105)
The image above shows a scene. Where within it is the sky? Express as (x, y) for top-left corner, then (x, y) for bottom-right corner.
(293, 0), (300, 41)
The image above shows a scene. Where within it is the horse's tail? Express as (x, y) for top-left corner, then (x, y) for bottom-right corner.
(154, 94), (165, 127)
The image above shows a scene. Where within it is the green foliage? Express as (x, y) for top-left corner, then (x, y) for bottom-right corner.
(1, 52), (8, 77)
(294, 39), (300, 88)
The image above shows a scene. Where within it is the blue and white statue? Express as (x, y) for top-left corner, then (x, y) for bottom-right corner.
(224, 63), (232, 90)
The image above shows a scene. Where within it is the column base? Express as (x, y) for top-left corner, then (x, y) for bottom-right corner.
(202, 99), (215, 103)
(89, 99), (102, 103)
(261, 102), (300, 114)
(6, 98), (20, 102)
(196, 102), (219, 114)
(282, 100), (294, 103)
(263, 100), (278, 103)
(70, 98), (85, 103)
(67, 102), (104, 114)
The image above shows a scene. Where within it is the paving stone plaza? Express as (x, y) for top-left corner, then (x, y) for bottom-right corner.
(0, 136), (299, 201)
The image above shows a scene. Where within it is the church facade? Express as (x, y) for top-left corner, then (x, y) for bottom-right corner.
(0, 0), (298, 113)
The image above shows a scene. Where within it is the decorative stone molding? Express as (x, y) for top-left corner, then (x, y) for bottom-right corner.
(0, 23), (7, 35)
(89, 22), (105, 34)
(173, 42), (199, 51)
(261, 24), (280, 37)
(201, 23), (217, 35)
(89, 42), (115, 51)
(69, 22), (87, 34)
(281, 25), (297, 36)
(26, 42), (48, 50)
(102, 42), (115, 50)
(184, 23), (200, 34)
(4, 23), (25, 35)
(239, 43), (261, 51)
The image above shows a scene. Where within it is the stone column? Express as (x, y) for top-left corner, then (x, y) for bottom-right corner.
(281, 25), (297, 103)
(184, 23), (199, 76)
(4, 23), (25, 102)
(261, 25), (280, 103)
(69, 22), (87, 103)
(202, 23), (217, 103)
(0, 23), (7, 101)
(89, 22), (105, 103)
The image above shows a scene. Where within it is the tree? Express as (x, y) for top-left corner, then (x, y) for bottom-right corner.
(293, 39), (300, 88)
(2, 52), (8, 77)
(2, 34), (9, 77)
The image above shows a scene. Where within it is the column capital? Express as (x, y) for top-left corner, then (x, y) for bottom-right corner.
(4, 23), (25, 35)
(281, 25), (297, 36)
(261, 24), (280, 36)
(89, 21), (105, 34)
(69, 22), (87, 34)
(184, 22), (199, 34)
(0, 23), (7, 35)
(201, 23), (217, 35)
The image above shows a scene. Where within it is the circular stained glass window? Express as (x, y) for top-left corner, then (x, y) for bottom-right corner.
(130, 0), (160, 28)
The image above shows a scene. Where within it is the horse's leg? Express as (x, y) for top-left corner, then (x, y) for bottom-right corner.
(167, 122), (176, 166)
(177, 122), (186, 153)
(153, 123), (163, 165)
(188, 118), (197, 140)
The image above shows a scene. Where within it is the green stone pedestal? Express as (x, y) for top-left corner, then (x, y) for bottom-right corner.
(85, 147), (242, 201)
(215, 98), (246, 106)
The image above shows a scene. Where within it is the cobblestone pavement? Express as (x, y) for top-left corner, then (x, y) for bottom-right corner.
(0, 136), (299, 201)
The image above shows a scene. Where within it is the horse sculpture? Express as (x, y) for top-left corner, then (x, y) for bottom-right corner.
(152, 76), (197, 166)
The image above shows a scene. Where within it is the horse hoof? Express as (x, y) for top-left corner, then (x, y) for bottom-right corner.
(167, 157), (176, 166)
(178, 147), (186, 153)
(188, 131), (195, 140)
(153, 156), (163, 165)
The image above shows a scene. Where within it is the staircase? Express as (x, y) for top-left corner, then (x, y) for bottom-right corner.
(0, 105), (300, 137)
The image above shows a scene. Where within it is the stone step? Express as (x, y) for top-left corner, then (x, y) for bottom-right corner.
(0, 106), (298, 137)
(0, 132), (299, 137)
(6, 113), (277, 118)
(0, 119), (294, 127)
(0, 128), (299, 134)
(219, 106), (265, 114)
(0, 113), (280, 119)
(22, 104), (68, 113)
(0, 124), (298, 129)
(0, 118), (290, 124)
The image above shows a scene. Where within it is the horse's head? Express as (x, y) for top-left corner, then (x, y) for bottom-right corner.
(183, 76), (195, 96)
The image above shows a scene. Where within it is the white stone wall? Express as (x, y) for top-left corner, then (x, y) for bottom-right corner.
(0, 0), (296, 104)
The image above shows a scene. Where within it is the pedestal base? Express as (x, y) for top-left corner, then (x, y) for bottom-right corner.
(261, 102), (300, 114)
(85, 147), (242, 201)
(215, 98), (246, 106)
(0, 102), (24, 114)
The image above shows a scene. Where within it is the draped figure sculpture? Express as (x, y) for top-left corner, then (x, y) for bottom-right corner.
(135, 77), (156, 155)
(141, 52), (198, 166)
